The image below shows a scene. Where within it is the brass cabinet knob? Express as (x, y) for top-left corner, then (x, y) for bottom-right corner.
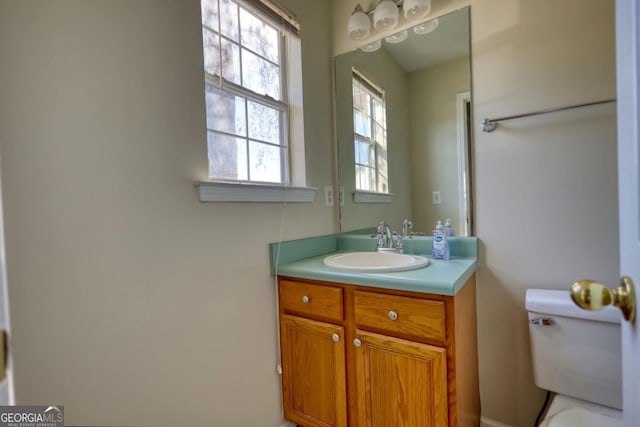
(570, 276), (636, 323)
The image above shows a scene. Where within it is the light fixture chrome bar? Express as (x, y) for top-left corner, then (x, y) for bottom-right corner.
(481, 98), (617, 133)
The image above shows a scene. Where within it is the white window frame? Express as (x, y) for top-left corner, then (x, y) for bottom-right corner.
(352, 68), (389, 196)
(198, 0), (314, 202)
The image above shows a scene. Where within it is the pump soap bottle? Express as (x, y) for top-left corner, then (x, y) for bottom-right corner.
(444, 218), (456, 237)
(432, 220), (450, 260)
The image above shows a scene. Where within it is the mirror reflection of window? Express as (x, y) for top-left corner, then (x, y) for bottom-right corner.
(352, 68), (388, 193)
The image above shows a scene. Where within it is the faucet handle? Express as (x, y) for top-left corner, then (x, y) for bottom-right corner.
(376, 221), (386, 248)
(401, 218), (414, 238)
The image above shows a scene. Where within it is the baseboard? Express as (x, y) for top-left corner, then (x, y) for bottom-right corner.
(279, 421), (296, 427)
(480, 417), (514, 427)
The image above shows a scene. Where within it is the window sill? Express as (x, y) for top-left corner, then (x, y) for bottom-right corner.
(352, 191), (395, 203)
(198, 181), (317, 203)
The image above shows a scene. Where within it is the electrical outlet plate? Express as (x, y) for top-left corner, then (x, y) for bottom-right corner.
(324, 186), (334, 207)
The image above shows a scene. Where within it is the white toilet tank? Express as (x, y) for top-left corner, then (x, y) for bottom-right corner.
(526, 289), (622, 410)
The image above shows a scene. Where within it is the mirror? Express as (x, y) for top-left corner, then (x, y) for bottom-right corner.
(334, 7), (473, 236)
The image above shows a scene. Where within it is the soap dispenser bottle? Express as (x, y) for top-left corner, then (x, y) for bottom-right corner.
(432, 220), (450, 260)
(444, 218), (456, 237)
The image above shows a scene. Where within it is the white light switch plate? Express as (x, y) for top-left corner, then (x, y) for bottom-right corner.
(432, 191), (442, 205)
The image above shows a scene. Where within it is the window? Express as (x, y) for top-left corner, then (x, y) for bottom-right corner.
(352, 68), (388, 193)
(200, 0), (302, 186)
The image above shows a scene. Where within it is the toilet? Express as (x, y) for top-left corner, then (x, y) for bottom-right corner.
(525, 289), (623, 427)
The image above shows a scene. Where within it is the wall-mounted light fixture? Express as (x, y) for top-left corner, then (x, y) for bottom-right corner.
(348, 0), (432, 41)
(403, 0), (432, 20)
(348, 4), (371, 40)
(373, 0), (400, 30)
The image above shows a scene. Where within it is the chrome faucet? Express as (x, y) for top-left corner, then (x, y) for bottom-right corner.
(401, 218), (413, 239)
(376, 219), (414, 252)
(397, 218), (413, 252)
(376, 221), (396, 251)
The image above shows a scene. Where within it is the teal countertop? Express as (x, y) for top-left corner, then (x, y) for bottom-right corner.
(275, 253), (477, 296)
(271, 231), (478, 296)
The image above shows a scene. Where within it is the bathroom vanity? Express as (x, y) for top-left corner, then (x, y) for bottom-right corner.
(272, 234), (480, 427)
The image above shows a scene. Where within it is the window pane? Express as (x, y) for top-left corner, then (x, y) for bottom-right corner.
(219, 0), (239, 42)
(373, 98), (386, 127)
(353, 111), (371, 138)
(352, 83), (371, 114)
(239, 7), (279, 63)
(202, 28), (220, 76)
(208, 132), (248, 180)
(377, 152), (388, 179)
(378, 146), (388, 193)
(356, 165), (375, 192)
(201, 0), (218, 31)
(374, 123), (386, 146)
(242, 48), (281, 99)
(205, 84), (246, 136)
(249, 141), (282, 183)
(378, 175), (388, 193)
(248, 101), (280, 144)
(221, 39), (241, 84)
(355, 140), (374, 166)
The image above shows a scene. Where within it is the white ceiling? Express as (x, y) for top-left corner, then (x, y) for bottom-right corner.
(381, 8), (469, 72)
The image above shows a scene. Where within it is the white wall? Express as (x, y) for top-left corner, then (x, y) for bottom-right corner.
(0, 1), (335, 426)
(333, 0), (618, 426)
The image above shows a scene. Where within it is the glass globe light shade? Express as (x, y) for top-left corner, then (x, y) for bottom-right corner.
(413, 18), (439, 35)
(348, 4), (371, 40)
(403, 0), (431, 20)
(373, 0), (399, 30)
(361, 40), (382, 52)
(385, 30), (408, 44)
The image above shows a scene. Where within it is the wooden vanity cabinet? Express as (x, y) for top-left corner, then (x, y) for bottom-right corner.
(277, 275), (479, 427)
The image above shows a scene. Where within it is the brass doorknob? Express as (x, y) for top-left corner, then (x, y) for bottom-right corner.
(570, 276), (636, 323)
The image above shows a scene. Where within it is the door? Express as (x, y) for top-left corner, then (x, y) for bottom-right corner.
(353, 330), (447, 427)
(280, 314), (347, 427)
(0, 165), (13, 404)
(617, 1), (640, 425)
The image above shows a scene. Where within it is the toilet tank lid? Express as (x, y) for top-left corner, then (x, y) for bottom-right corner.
(525, 289), (621, 324)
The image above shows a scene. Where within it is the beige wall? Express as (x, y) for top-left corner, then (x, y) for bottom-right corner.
(335, 47), (413, 232)
(0, 1), (335, 426)
(334, 0), (618, 426)
(409, 57), (470, 233)
(472, 1), (617, 425)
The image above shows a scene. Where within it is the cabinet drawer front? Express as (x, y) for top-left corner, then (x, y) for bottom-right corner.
(353, 291), (446, 344)
(280, 280), (344, 322)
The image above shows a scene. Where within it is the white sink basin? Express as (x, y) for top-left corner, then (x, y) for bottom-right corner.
(323, 251), (430, 273)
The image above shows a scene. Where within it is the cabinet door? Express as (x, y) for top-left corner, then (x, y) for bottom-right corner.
(354, 330), (448, 427)
(280, 314), (348, 427)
